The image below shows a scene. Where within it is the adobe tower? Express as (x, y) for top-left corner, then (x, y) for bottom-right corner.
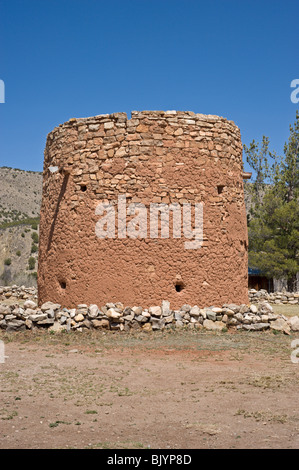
(38, 111), (249, 308)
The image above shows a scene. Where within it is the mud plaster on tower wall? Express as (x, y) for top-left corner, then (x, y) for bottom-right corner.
(38, 110), (249, 309)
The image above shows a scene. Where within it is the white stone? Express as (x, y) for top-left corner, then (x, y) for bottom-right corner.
(149, 306), (162, 317)
(69, 309), (76, 318)
(49, 322), (66, 333)
(23, 300), (37, 309)
(28, 313), (47, 322)
(142, 310), (151, 318)
(89, 124), (99, 131)
(270, 318), (290, 334)
(190, 306), (201, 317)
(161, 300), (171, 316)
(106, 308), (122, 319)
(40, 301), (61, 312)
(88, 304), (99, 318)
(203, 319), (226, 331)
(289, 316), (299, 332)
(74, 313), (84, 322)
(132, 306), (143, 315)
(212, 307), (223, 314)
(224, 308), (235, 316)
(199, 309), (207, 319)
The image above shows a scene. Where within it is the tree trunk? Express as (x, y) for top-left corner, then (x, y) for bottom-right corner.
(287, 274), (297, 292)
(287, 185), (294, 202)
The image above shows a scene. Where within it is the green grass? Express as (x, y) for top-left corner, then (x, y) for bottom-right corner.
(49, 420), (71, 428)
(0, 327), (296, 361)
(272, 304), (299, 317)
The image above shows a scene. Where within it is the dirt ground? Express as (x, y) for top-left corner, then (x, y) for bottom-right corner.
(1, 327), (299, 450)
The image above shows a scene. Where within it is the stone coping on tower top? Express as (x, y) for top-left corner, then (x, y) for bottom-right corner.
(52, 110), (238, 133)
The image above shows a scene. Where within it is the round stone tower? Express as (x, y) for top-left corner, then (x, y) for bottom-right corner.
(38, 110), (249, 308)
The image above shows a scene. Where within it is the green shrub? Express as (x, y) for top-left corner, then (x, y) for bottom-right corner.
(16, 250), (21, 256)
(31, 222), (38, 230)
(28, 257), (36, 270)
(21, 232), (25, 238)
(31, 232), (39, 243)
(31, 243), (38, 253)
(4, 258), (11, 266)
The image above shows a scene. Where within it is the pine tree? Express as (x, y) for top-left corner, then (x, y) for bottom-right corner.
(243, 136), (271, 214)
(247, 111), (299, 291)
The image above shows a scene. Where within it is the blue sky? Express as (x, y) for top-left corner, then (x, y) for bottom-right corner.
(0, 0), (298, 172)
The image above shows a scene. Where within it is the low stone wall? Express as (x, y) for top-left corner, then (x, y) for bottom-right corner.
(0, 285), (37, 301)
(0, 286), (299, 334)
(249, 289), (299, 304)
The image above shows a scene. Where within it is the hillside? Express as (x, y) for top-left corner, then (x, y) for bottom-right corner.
(0, 167), (42, 286)
(0, 167), (42, 225)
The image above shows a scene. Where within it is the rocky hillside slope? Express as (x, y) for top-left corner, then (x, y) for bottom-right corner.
(0, 167), (42, 286)
(0, 167), (42, 225)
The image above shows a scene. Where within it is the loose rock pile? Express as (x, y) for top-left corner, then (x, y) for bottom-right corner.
(1, 286), (299, 334)
(249, 289), (299, 304)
